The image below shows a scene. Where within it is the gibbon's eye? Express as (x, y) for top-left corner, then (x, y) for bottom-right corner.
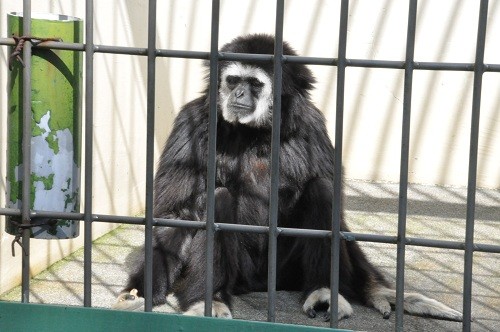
(226, 75), (241, 88)
(247, 77), (264, 89)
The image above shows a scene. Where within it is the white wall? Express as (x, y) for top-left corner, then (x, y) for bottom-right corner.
(1, 0), (499, 294)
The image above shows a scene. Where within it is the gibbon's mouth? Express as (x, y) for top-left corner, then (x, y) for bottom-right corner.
(229, 103), (253, 111)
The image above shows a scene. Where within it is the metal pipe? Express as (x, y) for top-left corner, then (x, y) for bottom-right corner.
(20, 0), (32, 305)
(204, 0), (220, 317)
(395, 1), (418, 330)
(83, 0), (95, 308)
(283, 55), (338, 66)
(219, 52), (272, 62)
(330, 0), (349, 328)
(4, 37), (500, 73)
(267, 0), (285, 323)
(1, 205), (499, 255)
(463, 1), (489, 330)
(144, 0), (158, 312)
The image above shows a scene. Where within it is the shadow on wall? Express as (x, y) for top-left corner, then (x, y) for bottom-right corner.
(128, 0), (499, 189)
(342, 0), (499, 188)
(1, 0), (499, 221)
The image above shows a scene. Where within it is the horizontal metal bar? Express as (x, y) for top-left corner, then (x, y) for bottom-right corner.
(3, 38), (500, 72)
(475, 243), (500, 253)
(484, 63), (500, 72)
(2, 207), (498, 253)
(284, 55), (338, 66)
(96, 45), (147, 56)
(415, 61), (475, 71)
(219, 52), (273, 62)
(156, 49), (209, 59)
(0, 37), (15, 46)
(154, 218), (206, 229)
(279, 227), (331, 238)
(345, 232), (398, 244)
(347, 58), (405, 69)
(216, 223), (269, 234)
(407, 236), (466, 250)
(0, 208), (22, 217)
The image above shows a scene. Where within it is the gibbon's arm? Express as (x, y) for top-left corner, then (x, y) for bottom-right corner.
(280, 96), (336, 181)
(153, 97), (209, 220)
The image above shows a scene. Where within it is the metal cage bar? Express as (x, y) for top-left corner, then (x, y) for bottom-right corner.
(143, 0), (158, 312)
(204, 0), (221, 317)
(395, 0), (418, 330)
(267, 0), (285, 322)
(20, 0), (33, 305)
(83, 0), (95, 308)
(2, 204), (499, 252)
(330, 0), (349, 328)
(0, 1), (499, 331)
(4, 37), (500, 73)
(463, 1), (489, 330)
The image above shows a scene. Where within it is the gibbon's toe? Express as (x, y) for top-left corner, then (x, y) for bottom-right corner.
(184, 301), (233, 319)
(302, 288), (353, 321)
(336, 294), (354, 320)
(213, 301), (233, 318)
(433, 307), (463, 322)
(368, 289), (392, 319)
(112, 289), (145, 311)
(166, 293), (181, 311)
(305, 307), (317, 318)
(403, 293), (463, 322)
(372, 287), (463, 321)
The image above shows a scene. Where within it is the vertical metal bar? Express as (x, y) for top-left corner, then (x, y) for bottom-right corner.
(83, 0), (94, 308)
(330, 0), (349, 328)
(204, 0), (220, 317)
(20, 0), (33, 304)
(395, 1), (418, 330)
(463, 1), (488, 330)
(267, 0), (284, 323)
(144, 0), (157, 312)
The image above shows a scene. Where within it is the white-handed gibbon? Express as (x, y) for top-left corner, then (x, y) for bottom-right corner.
(113, 34), (463, 322)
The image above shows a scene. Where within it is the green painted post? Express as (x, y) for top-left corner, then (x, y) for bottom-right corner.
(6, 13), (83, 239)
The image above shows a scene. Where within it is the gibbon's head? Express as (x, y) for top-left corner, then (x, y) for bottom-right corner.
(214, 34), (316, 128)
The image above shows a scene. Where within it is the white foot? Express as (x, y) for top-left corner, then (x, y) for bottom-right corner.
(112, 289), (145, 311)
(184, 300), (232, 318)
(302, 287), (353, 321)
(370, 287), (463, 321)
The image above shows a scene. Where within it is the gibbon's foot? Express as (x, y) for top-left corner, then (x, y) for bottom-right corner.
(303, 288), (353, 321)
(183, 300), (233, 318)
(166, 293), (181, 311)
(402, 292), (463, 321)
(370, 287), (463, 322)
(112, 289), (145, 311)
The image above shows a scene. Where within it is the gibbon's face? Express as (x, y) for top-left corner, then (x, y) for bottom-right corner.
(219, 62), (273, 128)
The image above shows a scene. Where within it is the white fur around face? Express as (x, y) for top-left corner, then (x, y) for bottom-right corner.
(219, 63), (273, 128)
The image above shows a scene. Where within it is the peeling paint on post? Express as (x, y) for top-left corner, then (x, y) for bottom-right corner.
(6, 13), (83, 239)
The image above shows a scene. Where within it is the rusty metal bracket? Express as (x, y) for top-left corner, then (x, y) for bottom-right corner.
(10, 217), (59, 257)
(8, 34), (62, 70)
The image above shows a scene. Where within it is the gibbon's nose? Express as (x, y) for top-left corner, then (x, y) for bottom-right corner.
(235, 87), (245, 98)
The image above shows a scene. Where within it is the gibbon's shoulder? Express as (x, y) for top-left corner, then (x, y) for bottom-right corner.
(172, 96), (209, 130)
(161, 96), (209, 157)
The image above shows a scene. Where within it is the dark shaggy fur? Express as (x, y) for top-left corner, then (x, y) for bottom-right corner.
(117, 34), (462, 322)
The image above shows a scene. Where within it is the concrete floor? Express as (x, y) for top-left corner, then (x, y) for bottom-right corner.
(1, 180), (499, 331)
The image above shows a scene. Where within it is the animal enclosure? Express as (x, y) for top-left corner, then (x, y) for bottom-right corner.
(0, 1), (499, 331)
